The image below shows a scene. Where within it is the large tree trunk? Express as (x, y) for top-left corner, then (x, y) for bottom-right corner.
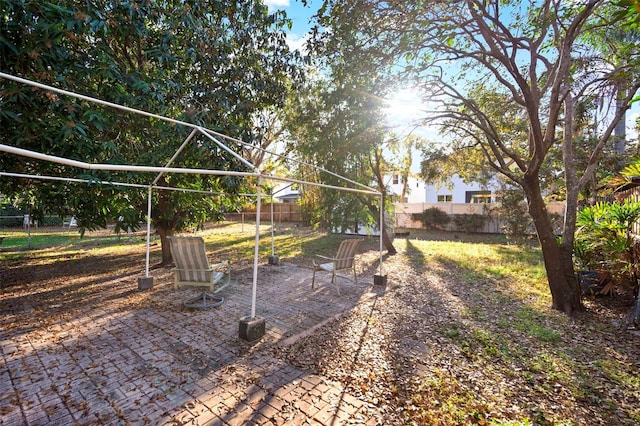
(154, 182), (175, 265)
(380, 218), (397, 255)
(367, 149), (397, 255)
(525, 178), (584, 315)
(156, 225), (174, 265)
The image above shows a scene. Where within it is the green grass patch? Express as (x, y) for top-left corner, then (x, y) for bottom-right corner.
(470, 328), (513, 359)
(199, 227), (343, 261)
(596, 358), (640, 389)
(440, 321), (463, 339)
(0, 232), (79, 250)
(513, 307), (561, 343)
(402, 238), (549, 306)
(0, 230), (150, 262)
(402, 367), (492, 425)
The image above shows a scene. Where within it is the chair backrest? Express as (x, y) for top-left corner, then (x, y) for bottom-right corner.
(167, 236), (211, 282)
(334, 239), (362, 270)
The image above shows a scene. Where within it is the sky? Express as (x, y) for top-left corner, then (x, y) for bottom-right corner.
(264, 0), (435, 142)
(264, 0), (319, 53)
(263, 0), (639, 145)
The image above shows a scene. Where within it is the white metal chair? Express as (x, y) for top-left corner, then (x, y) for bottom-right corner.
(312, 239), (363, 295)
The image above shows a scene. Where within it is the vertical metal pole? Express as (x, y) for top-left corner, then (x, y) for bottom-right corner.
(251, 177), (262, 319)
(26, 213), (31, 250)
(379, 194), (384, 276)
(145, 187), (152, 277)
(270, 195), (275, 256)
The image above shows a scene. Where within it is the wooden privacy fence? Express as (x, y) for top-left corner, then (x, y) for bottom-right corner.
(394, 202), (567, 234)
(224, 203), (304, 223)
(615, 185), (640, 236)
(223, 201), (568, 234)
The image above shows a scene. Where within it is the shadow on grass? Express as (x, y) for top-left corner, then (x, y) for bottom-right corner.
(413, 249), (639, 424)
(3, 228), (639, 425)
(405, 239), (428, 271)
(279, 235), (640, 424)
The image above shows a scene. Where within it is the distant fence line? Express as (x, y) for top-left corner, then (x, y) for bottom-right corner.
(394, 202), (566, 234)
(224, 203), (304, 224)
(0, 214), (72, 228)
(224, 202), (568, 235)
(3, 201), (569, 234)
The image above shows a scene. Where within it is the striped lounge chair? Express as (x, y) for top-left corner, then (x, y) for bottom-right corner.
(167, 236), (231, 293)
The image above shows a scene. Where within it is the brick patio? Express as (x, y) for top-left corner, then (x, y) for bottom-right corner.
(1, 262), (385, 425)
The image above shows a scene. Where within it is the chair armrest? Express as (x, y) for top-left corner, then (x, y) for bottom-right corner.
(315, 254), (334, 261)
(313, 254), (334, 267)
(211, 259), (230, 272)
(173, 267), (215, 273)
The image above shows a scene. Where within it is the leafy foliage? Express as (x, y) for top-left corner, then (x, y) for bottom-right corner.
(0, 0), (303, 259)
(574, 200), (640, 289)
(495, 188), (533, 245)
(283, 76), (396, 251)
(452, 213), (486, 234)
(412, 207), (450, 231)
(310, 0), (640, 314)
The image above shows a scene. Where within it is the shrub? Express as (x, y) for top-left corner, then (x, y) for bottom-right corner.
(412, 207), (451, 230)
(495, 189), (531, 244)
(453, 214), (486, 233)
(574, 201), (640, 292)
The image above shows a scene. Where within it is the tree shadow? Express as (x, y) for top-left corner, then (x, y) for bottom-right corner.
(6, 229), (636, 424)
(0, 237), (385, 424)
(415, 251), (640, 423)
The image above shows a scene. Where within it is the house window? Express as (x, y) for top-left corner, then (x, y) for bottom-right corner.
(466, 191), (492, 203)
(437, 194), (452, 203)
(392, 174), (400, 185)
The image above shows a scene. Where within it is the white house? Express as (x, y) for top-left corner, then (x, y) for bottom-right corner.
(273, 172), (501, 206)
(386, 173), (428, 203)
(387, 173), (500, 204)
(271, 183), (301, 204)
(424, 175), (501, 203)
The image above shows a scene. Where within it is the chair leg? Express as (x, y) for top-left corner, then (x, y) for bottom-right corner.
(216, 269), (231, 292)
(353, 264), (358, 288)
(332, 270), (340, 295)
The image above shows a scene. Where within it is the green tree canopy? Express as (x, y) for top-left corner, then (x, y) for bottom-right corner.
(283, 75), (397, 253)
(1, 0), (303, 262)
(310, 0), (640, 314)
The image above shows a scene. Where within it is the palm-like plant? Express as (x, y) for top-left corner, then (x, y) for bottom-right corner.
(574, 201), (640, 293)
(608, 157), (640, 191)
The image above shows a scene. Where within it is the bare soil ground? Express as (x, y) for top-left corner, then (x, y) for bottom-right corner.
(1, 226), (639, 425)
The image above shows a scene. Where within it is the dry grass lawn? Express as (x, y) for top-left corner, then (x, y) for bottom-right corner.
(1, 223), (639, 425)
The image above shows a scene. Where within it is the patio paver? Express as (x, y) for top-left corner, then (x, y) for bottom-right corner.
(1, 262), (385, 425)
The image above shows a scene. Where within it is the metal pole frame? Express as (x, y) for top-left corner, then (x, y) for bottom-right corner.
(145, 187), (153, 277)
(0, 71), (387, 322)
(251, 177), (263, 319)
